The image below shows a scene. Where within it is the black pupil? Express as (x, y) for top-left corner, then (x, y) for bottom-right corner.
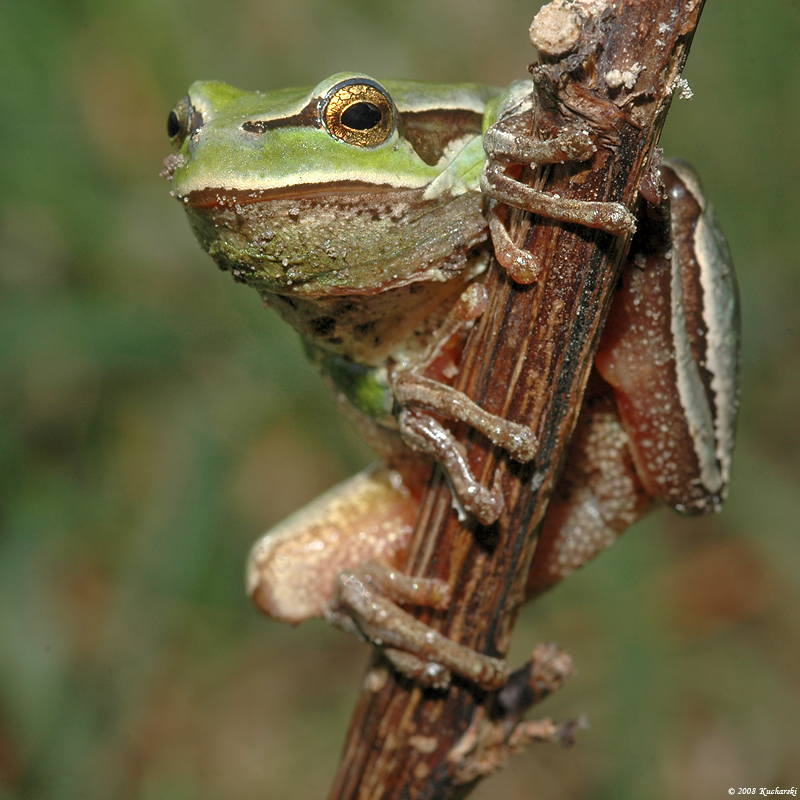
(341, 101), (382, 131)
(167, 110), (181, 139)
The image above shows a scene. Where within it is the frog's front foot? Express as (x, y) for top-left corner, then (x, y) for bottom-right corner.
(482, 120), (637, 284)
(392, 372), (537, 525)
(326, 559), (509, 690)
(398, 409), (505, 526)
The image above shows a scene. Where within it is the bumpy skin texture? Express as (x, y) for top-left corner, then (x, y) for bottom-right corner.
(166, 73), (738, 686)
(526, 373), (653, 597)
(595, 161), (739, 515)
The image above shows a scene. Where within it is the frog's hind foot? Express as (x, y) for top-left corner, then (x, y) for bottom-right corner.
(326, 558), (509, 691)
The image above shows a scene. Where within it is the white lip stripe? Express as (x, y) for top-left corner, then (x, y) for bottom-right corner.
(179, 168), (434, 196)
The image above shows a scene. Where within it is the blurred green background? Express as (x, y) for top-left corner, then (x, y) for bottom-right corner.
(1, 1), (798, 798)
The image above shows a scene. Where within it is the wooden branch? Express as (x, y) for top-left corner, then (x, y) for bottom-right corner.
(328, 1), (706, 797)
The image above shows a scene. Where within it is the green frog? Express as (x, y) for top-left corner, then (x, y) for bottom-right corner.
(164, 73), (739, 690)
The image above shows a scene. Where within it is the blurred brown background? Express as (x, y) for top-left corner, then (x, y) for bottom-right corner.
(1, 1), (798, 798)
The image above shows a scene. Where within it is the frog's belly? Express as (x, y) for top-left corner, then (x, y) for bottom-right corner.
(268, 265), (486, 367)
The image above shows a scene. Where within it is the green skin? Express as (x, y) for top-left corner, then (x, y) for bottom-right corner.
(164, 73), (522, 428)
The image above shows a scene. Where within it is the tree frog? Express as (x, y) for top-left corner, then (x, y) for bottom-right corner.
(164, 73), (739, 690)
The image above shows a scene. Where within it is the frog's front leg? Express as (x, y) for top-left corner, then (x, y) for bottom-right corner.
(395, 410), (505, 527)
(382, 282), (537, 526)
(481, 117), (637, 284)
(393, 371), (537, 526)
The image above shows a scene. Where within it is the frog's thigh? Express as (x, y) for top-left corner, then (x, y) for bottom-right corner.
(247, 464), (418, 624)
(594, 215), (727, 515)
(526, 376), (653, 599)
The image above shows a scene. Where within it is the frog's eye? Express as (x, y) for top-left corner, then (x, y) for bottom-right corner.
(168, 95), (204, 149)
(322, 80), (395, 147)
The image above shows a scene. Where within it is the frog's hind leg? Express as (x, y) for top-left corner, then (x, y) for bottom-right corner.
(246, 462), (513, 689)
(524, 370), (654, 599)
(247, 464), (419, 624)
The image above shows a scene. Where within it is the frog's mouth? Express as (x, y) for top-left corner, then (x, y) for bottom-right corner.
(182, 181), (420, 209)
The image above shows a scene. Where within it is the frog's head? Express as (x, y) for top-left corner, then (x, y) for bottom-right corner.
(164, 74), (498, 297)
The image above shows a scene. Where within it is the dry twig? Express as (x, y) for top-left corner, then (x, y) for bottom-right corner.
(328, 2), (707, 797)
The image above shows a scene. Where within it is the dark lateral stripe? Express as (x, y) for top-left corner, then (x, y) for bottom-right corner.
(241, 101), (320, 133)
(400, 107), (483, 166)
(241, 102), (484, 167)
(663, 160), (740, 495)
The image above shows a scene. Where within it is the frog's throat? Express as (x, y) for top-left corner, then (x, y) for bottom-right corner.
(184, 187), (490, 300)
